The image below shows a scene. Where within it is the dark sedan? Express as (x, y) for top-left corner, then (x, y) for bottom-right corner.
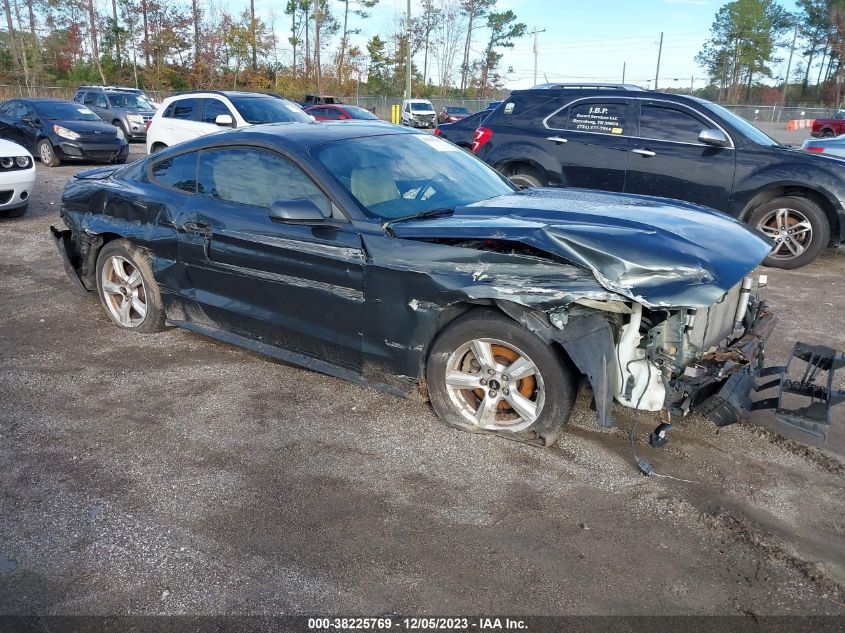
(53, 122), (789, 446)
(0, 98), (128, 167)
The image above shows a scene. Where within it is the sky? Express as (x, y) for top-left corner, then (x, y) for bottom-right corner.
(237, 0), (804, 91)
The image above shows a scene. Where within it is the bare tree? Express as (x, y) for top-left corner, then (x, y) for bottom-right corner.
(2, 0), (21, 75)
(192, 0), (200, 68)
(459, 0), (494, 90)
(434, 0), (465, 92)
(86, 0), (106, 83)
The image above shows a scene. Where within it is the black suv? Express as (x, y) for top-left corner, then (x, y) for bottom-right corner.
(474, 83), (845, 269)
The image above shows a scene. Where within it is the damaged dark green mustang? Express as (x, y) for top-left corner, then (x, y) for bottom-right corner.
(51, 122), (843, 446)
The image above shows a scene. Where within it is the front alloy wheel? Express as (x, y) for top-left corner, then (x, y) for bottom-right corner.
(749, 196), (829, 269)
(445, 338), (545, 432)
(427, 310), (575, 446)
(101, 255), (148, 327)
(95, 240), (167, 332)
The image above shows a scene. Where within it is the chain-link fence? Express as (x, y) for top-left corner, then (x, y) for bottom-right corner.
(720, 104), (842, 130)
(348, 96), (491, 118)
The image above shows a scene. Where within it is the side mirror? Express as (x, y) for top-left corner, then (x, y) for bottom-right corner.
(268, 199), (327, 224)
(699, 128), (729, 147)
(215, 114), (235, 127)
(22, 115), (39, 126)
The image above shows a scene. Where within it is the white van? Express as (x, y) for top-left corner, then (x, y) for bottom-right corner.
(401, 99), (437, 129)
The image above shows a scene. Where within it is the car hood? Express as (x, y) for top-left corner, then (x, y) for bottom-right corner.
(389, 188), (773, 308)
(0, 137), (30, 156)
(51, 119), (118, 135)
(121, 108), (156, 115)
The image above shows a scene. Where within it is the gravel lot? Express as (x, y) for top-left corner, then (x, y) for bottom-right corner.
(2, 134), (845, 616)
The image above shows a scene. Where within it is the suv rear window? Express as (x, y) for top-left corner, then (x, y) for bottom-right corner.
(164, 98), (200, 120)
(549, 101), (628, 135)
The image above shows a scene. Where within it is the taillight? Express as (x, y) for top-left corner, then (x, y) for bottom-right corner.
(472, 127), (492, 154)
(805, 146), (825, 153)
(433, 127), (441, 136)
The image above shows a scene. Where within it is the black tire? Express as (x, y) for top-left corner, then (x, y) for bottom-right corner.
(113, 120), (128, 139)
(150, 143), (167, 154)
(748, 196), (829, 269)
(821, 128), (836, 138)
(95, 240), (167, 333)
(37, 139), (60, 167)
(115, 154), (128, 164)
(501, 163), (546, 188)
(426, 309), (576, 447)
(0, 204), (28, 218)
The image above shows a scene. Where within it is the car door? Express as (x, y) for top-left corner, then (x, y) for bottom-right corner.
(624, 99), (736, 211)
(172, 145), (365, 371)
(16, 103), (42, 152)
(543, 97), (633, 191)
(160, 98), (204, 145)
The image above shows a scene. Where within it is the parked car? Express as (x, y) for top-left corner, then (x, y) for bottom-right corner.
(73, 86), (157, 141)
(401, 99), (437, 128)
(75, 85), (160, 108)
(438, 105), (471, 124)
(0, 138), (35, 218)
(146, 91), (311, 154)
(0, 98), (128, 167)
(301, 95), (343, 107)
(810, 111), (845, 138)
(304, 104), (382, 121)
(474, 84), (845, 269)
(53, 121), (789, 447)
(435, 110), (491, 149)
(802, 134), (845, 157)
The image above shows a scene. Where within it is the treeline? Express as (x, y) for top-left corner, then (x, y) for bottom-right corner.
(696, 0), (845, 105)
(0, 0), (525, 98)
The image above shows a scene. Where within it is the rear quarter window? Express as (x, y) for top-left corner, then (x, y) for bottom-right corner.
(150, 151), (198, 193)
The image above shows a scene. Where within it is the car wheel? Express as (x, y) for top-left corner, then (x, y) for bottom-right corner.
(821, 128), (836, 138)
(115, 154), (128, 164)
(150, 142), (167, 154)
(749, 196), (829, 269)
(426, 310), (576, 446)
(0, 204), (28, 218)
(38, 139), (60, 167)
(95, 240), (167, 333)
(502, 164), (546, 188)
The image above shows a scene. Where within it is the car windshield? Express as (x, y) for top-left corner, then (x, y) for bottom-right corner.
(314, 133), (515, 219)
(229, 96), (311, 124)
(410, 102), (434, 112)
(106, 93), (155, 110)
(448, 107), (470, 114)
(36, 102), (101, 121)
(346, 106), (379, 120)
(697, 101), (778, 147)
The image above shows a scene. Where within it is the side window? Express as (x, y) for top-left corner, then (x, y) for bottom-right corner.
(97, 94), (108, 108)
(323, 108), (342, 120)
(150, 151), (198, 193)
(73, 91), (83, 102)
(162, 102), (175, 118)
(196, 147), (331, 216)
(201, 98), (233, 124)
(169, 98), (199, 120)
(83, 93), (97, 107)
(549, 101), (628, 135)
(639, 104), (707, 144)
(0, 101), (16, 115)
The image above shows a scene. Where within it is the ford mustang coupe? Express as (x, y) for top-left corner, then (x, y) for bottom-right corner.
(52, 122), (810, 446)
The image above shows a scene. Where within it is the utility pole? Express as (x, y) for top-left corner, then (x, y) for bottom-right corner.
(622, 61), (626, 83)
(530, 27), (546, 86)
(654, 31), (663, 90)
(690, 75), (694, 93)
(782, 24), (798, 105)
(406, 0), (412, 99)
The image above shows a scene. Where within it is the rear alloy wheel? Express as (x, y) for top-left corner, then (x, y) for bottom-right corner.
(502, 164), (546, 189)
(749, 196), (829, 269)
(95, 240), (166, 332)
(427, 310), (575, 446)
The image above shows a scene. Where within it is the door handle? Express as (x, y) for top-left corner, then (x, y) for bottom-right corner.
(182, 221), (212, 238)
(632, 148), (656, 157)
(546, 136), (568, 144)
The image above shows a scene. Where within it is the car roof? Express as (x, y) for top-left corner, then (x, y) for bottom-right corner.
(167, 121), (417, 153)
(20, 98), (77, 105)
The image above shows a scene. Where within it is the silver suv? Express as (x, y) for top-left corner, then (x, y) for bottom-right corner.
(73, 86), (157, 141)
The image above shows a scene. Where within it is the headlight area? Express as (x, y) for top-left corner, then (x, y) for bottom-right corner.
(53, 124), (80, 140)
(0, 155), (33, 170)
(610, 275), (773, 423)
